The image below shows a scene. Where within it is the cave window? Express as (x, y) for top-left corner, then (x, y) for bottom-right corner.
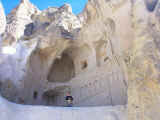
(24, 23), (35, 36)
(81, 60), (88, 70)
(104, 57), (109, 62)
(33, 91), (38, 99)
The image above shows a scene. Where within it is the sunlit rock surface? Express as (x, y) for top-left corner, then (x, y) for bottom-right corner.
(24, 3), (82, 37)
(6, 0), (160, 120)
(5, 0), (40, 40)
(2, 0), (160, 119)
(127, 0), (160, 120)
(0, 0), (128, 108)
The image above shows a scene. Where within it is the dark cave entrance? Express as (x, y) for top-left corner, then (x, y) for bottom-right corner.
(47, 53), (75, 83)
(45, 52), (75, 105)
(42, 86), (69, 106)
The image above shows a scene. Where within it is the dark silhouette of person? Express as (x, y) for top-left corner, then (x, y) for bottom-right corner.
(65, 92), (73, 107)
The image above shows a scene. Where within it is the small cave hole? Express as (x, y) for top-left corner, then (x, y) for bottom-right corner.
(104, 57), (109, 62)
(33, 91), (38, 99)
(81, 60), (88, 69)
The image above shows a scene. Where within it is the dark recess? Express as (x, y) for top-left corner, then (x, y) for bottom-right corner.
(145, 0), (158, 12)
(33, 91), (38, 99)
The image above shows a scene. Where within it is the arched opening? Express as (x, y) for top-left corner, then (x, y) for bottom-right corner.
(81, 60), (88, 69)
(104, 18), (116, 36)
(95, 41), (108, 67)
(42, 85), (70, 106)
(47, 53), (75, 83)
(94, 18), (115, 66)
(64, 44), (96, 74)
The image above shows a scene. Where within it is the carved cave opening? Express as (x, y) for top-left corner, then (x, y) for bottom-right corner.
(47, 53), (75, 83)
(42, 86), (69, 106)
(81, 60), (88, 69)
(0, 45), (127, 107)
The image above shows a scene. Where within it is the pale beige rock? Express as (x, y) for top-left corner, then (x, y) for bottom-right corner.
(26, 3), (82, 38)
(5, 0), (40, 40)
(1, 0), (160, 120)
(127, 0), (160, 120)
(0, 0), (128, 108)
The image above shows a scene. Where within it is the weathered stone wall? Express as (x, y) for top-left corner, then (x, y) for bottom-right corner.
(127, 0), (160, 120)
(5, 0), (40, 40)
(0, 0), (128, 108)
(2, 0), (160, 119)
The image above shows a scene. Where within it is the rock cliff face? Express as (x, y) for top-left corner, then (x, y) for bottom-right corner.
(127, 0), (160, 120)
(24, 3), (82, 37)
(0, 0), (128, 107)
(2, 0), (160, 119)
(5, 0), (40, 40)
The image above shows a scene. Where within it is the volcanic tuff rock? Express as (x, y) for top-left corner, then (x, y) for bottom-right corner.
(2, 0), (160, 120)
(0, 0), (128, 107)
(24, 3), (82, 37)
(127, 0), (160, 120)
(5, 0), (40, 40)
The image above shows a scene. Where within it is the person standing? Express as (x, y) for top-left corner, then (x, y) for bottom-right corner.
(65, 92), (73, 107)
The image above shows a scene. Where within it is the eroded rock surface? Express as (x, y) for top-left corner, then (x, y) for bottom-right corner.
(0, 0), (128, 108)
(5, 0), (40, 40)
(0, 0), (145, 120)
(127, 0), (160, 120)
(2, 0), (160, 119)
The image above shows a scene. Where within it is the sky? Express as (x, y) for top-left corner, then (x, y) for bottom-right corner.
(1, 0), (88, 15)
